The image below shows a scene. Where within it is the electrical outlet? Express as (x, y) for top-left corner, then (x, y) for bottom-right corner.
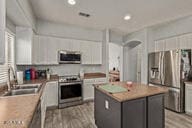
(105, 100), (109, 109)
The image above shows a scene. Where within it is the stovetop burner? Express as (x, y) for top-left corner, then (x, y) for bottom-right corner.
(59, 75), (81, 83)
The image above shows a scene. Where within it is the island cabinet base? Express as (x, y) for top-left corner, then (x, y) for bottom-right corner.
(94, 89), (165, 128)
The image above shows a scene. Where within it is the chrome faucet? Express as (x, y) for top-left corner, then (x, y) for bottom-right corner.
(7, 66), (17, 91)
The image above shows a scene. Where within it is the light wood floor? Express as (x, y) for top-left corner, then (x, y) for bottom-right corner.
(45, 102), (192, 128)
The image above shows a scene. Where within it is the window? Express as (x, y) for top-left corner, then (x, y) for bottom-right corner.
(0, 31), (15, 85)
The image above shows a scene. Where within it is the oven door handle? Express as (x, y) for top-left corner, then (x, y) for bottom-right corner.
(59, 82), (82, 86)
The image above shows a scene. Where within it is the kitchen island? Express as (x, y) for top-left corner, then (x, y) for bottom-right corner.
(94, 82), (168, 128)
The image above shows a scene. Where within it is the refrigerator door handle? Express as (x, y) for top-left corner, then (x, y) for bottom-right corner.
(160, 52), (165, 85)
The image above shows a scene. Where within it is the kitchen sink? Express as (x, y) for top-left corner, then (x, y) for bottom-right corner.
(3, 84), (42, 97)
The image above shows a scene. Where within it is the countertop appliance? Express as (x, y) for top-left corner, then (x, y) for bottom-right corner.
(58, 75), (83, 108)
(148, 49), (192, 112)
(58, 50), (81, 64)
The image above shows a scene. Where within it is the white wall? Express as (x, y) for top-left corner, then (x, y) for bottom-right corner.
(123, 29), (148, 84)
(6, 0), (37, 30)
(37, 20), (103, 42)
(109, 43), (121, 71)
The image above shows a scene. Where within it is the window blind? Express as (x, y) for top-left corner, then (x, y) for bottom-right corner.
(0, 32), (15, 85)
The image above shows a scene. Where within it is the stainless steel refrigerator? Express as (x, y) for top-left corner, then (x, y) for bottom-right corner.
(148, 49), (192, 112)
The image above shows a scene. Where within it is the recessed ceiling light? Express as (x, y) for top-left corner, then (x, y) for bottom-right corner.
(68, 0), (76, 5)
(124, 14), (131, 21)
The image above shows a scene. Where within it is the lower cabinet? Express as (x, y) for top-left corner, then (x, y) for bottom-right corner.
(95, 88), (165, 128)
(40, 81), (58, 128)
(148, 94), (164, 128)
(185, 83), (192, 115)
(46, 81), (58, 107)
(83, 78), (107, 101)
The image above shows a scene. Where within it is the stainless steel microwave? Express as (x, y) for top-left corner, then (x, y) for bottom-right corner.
(58, 50), (81, 64)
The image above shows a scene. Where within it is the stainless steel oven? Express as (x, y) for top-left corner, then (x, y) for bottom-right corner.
(58, 50), (81, 64)
(58, 76), (83, 108)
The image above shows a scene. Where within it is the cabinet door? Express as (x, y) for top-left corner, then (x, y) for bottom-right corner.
(165, 37), (179, 51)
(0, 29), (5, 63)
(0, 0), (5, 29)
(187, 33), (192, 49)
(148, 94), (164, 128)
(83, 83), (94, 101)
(155, 40), (165, 52)
(57, 38), (70, 51)
(185, 84), (192, 115)
(46, 82), (58, 107)
(46, 37), (58, 64)
(92, 42), (102, 64)
(179, 34), (190, 49)
(71, 40), (80, 51)
(16, 32), (33, 65)
(32, 35), (39, 64)
(38, 36), (48, 64)
(81, 41), (92, 64)
(122, 98), (146, 128)
(95, 89), (121, 128)
(0, 0), (5, 63)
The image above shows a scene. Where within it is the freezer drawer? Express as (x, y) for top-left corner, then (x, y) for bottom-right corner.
(164, 87), (182, 112)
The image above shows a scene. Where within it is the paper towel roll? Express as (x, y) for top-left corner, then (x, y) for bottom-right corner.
(17, 71), (23, 84)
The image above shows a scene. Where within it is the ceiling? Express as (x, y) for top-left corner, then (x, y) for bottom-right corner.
(30, 0), (192, 34)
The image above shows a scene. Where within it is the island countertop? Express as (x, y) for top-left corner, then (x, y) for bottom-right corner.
(95, 82), (168, 102)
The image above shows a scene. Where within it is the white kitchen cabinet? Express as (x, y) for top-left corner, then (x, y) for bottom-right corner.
(0, 0), (5, 29)
(0, 29), (5, 64)
(16, 27), (37, 65)
(185, 83), (192, 115)
(46, 37), (58, 64)
(81, 41), (102, 65)
(83, 78), (107, 101)
(81, 41), (92, 64)
(155, 40), (165, 52)
(45, 81), (58, 107)
(71, 40), (81, 51)
(38, 36), (48, 65)
(165, 37), (179, 51)
(92, 42), (102, 64)
(0, 0), (5, 64)
(179, 34), (192, 49)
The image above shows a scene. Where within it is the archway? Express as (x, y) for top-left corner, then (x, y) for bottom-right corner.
(123, 40), (142, 82)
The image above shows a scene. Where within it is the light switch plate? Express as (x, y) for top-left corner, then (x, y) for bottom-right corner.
(105, 100), (109, 109)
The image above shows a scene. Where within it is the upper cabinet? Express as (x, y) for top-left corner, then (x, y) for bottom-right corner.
(16, 27), (37, 65)
(0, 0), (5, 64)
(155, 40), (165, 52)
(179, 33), (192, 49)
(154, 33), (192, 52)
(16, 34), (103, 65)
(81, 41), (102, 65)
(165, 37), (179, 51)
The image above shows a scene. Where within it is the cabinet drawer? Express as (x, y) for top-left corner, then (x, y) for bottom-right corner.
(84, 78), (107, 84)
(95, 78), (107, 83)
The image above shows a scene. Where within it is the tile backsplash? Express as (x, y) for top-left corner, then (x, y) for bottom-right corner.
(17, 64), (104, 76)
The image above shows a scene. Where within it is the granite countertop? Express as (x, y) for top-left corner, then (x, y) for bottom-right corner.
(0, 75), (59, 128)
(84, 72), (106, 79)
(95, 82), (168, 102)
